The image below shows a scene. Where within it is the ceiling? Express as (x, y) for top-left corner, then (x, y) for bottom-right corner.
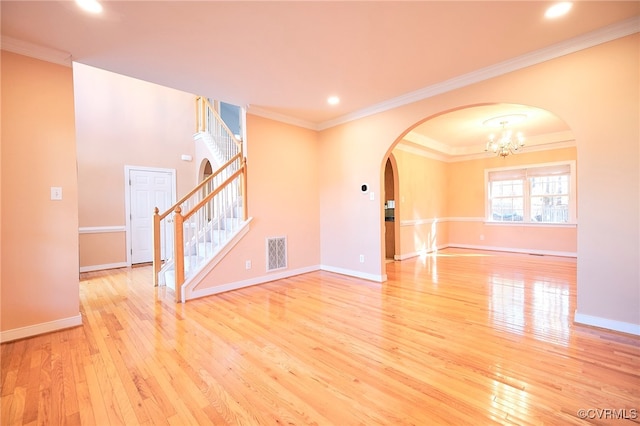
(2, 1), (638, 156)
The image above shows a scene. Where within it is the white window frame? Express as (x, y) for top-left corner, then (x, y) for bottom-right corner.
(484, 161), (577, 226)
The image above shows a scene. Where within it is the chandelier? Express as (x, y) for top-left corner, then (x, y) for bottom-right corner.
(484, 120), (525, 157)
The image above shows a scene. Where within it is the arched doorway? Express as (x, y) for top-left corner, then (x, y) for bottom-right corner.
(200, 159), (213, 182)
(383, 154), (399, 261)
(383, 103), (576, 264)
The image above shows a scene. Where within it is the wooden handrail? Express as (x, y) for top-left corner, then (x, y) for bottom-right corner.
(182, 166), (244, 221)
(156, 152), (242, 221)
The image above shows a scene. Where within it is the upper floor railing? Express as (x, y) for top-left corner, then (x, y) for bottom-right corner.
(196, 96), (241, 165)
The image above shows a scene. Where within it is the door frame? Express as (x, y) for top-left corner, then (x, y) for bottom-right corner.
(124, 165), (177, 267)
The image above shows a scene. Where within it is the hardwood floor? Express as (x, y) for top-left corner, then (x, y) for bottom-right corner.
(2, 248), (639, 425)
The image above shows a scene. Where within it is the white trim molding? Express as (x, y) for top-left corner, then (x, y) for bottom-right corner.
(187, 264), (320, 301)
(448, 244), (576, 258)
(0, 314), (83, 343)
(80, 262), (128, 273)
(79, 226), (126, 234)
(1, 36), (72, 67)
(400, 216), (577, 229)
(320, 265), (386, 283)
(574, 311), (640, 336)
(395, 243), (449, 261)
(247, 108), (317, 131)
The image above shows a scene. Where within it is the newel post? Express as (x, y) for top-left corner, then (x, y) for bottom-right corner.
(174, 206), (185, 302)
(152, 207), (161, 287)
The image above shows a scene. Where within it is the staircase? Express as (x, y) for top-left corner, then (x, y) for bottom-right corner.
(153, 97), (249, 302)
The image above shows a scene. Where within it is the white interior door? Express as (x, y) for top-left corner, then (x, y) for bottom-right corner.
(129, 169), (174, 264)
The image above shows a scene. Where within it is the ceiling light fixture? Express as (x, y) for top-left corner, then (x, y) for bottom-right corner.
(327, 96), (340, 106)
(76, 0), (103, 14)
(484, 116), (526, 157)
(545, 2), (572, 19)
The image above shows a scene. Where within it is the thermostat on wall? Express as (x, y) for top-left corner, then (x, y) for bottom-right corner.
(361, 183), (368, 193)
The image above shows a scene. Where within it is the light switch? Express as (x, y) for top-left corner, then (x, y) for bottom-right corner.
(51, 186), (63, 200)
(369, 191), (375, 201)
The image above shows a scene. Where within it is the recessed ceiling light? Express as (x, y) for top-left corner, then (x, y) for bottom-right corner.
(327, 96), (340, 106)
(76, 0), (103, 14)
(545, 2), (572, 19)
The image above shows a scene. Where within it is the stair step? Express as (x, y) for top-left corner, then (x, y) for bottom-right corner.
(163, 254), (204, 290)
(223, 217), (242, 230)
(162, 216), (248, 292)
(205, 229), (227, 244)
(197, 242), (217, 256)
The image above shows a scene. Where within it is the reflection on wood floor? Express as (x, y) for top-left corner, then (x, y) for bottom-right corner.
(2, 248), (639, 425)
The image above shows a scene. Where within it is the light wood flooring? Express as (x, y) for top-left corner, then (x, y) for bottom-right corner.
(1, 248), (639, 425)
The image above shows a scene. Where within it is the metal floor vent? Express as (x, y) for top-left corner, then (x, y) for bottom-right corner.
(266, 236), (287, 271)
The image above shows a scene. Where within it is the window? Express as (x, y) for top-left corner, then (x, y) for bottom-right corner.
(486, 162), (575, 224)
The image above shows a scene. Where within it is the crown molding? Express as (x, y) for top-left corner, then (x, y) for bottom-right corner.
(1, 36), (72, 67)
(316, 16), (640, 131)
(393, 141), (450, 162)
(247, 106), (319, 131)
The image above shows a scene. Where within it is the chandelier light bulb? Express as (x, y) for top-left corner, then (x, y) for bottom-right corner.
(484, 120), (525, 157)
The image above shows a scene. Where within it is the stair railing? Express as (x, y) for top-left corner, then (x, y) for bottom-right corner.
(153, 97), (247, 301)
(172, 157), (245, 297)
(196, 96), (241, 164)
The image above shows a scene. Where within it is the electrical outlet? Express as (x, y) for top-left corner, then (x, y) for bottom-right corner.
(480, 234), (485, 241)
(245, 260), (252, 270)
(359, 254), (365, 263)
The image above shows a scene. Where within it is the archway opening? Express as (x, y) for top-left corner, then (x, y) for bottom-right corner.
(382, 102), (576, 271)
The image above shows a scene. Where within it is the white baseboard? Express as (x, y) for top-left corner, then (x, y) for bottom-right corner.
(80, 262), (128, 273)
(320, 265), (386, 283)
(574, 311), (640, 336)
(395, 244), (449, 260)
(0, 314), (83, 343)
(447, 243), (577, 258)
(186, 265), (321, 301)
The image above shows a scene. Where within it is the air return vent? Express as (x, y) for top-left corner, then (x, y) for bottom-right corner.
(266, 236), (287, 272)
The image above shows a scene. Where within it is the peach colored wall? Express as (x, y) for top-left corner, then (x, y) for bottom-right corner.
(78, 233), (126, 266)
(1, 51), (80, 333)
(319, 116), (400, 280)
(392, 148), (449, 257)
(73, 63), (196, 269)
(318, 34), (639, 330)
(448, 222), (577, 255)
(193, 114), (320, 290)
(394, 149), (448, 221)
